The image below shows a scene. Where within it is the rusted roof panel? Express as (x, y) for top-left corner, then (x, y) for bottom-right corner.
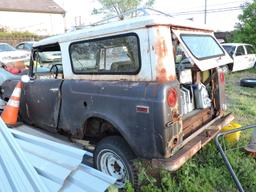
(0, 0), (65, 15)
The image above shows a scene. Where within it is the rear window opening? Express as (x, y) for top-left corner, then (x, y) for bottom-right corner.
(173, 36), (219, 138)
(178, 69), (215, 138)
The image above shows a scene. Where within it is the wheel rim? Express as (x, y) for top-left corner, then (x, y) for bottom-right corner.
(98, 149), (128, 188)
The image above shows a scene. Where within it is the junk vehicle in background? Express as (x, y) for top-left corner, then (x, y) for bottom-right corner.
(16, 41), (61, 64)
(0, 43), (30, 73)
(222, 43), (256, 72)
(0, 10), (234, 188)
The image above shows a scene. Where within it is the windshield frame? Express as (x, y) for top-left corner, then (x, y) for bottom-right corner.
(180, 34), (225, 60)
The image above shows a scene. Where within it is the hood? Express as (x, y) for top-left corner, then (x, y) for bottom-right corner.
(0, 68), (19, 86)
(0, 50), (30, 64)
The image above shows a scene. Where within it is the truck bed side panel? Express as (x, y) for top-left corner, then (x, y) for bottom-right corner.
(59, 80), (177, 158)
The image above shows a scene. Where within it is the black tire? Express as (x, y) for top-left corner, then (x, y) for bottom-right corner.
(240, 78), (256, 88)
(94, 136), (138, 189)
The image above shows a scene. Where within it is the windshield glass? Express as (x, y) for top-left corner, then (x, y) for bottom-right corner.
(222, 45), (236, 56)
(0, 44), (16, 52)
(25, 43), (33, 50)
(180, 34), (224, 60)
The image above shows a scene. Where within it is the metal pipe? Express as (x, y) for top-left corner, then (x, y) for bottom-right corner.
(215, 124), (256, 192)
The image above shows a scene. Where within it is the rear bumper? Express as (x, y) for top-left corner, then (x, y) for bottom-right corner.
(152, 113), (234, 171)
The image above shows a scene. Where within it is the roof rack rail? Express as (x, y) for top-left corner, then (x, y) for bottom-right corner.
(74, 8), (172, 30)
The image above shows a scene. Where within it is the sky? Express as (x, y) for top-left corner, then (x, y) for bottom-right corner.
(53, 0), (250, 31)
(0, 0), (252, 35)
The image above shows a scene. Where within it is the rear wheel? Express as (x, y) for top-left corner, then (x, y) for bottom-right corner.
(94, 136), (137, 188)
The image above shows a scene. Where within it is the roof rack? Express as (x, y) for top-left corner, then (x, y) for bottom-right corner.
(74, 8), (172, 30)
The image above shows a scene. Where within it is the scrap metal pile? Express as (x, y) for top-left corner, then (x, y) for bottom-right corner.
(0, 117), (116, 192)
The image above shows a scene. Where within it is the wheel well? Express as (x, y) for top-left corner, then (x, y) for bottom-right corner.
(84, 117), (121, 143)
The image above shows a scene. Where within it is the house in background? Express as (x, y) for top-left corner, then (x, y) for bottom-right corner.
(0, 0), (65, 35)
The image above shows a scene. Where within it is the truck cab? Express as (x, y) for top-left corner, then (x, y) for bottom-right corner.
(1, 13), (234, 188)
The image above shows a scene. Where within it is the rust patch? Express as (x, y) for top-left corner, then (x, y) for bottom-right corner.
(172, 109), (181, 122)
(146, 24), (213, 33)
(156, 67), (167, 82)
(155, 29), (176, 83)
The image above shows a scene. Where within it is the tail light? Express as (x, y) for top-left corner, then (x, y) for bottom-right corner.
(220, 71), (225, 84)
(167, 88), (177, 107)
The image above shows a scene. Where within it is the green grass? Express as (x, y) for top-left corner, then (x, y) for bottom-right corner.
(128, 68), (256, 192)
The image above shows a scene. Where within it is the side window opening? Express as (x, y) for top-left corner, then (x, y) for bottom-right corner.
(235, 46), (245, 56)
(70, 34), (140, 74)
(16, 44), (24, 50)
(32, 43), (62, 79)
(245, 45), (254, 55)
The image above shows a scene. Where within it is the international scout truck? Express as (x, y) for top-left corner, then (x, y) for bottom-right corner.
(1, 13), (234, 187)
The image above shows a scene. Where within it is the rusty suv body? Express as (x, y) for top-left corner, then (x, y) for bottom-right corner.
(1, 14), (234, 187)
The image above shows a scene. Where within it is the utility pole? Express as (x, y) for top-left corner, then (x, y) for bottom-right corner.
(204, 0), (207, 24)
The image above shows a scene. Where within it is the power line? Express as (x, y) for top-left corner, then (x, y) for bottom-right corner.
(204, 0), (207, 24)
(171, 6), (243, 16)
(174, 0), (246, 12)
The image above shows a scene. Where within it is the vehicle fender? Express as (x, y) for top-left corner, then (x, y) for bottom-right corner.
(83, 112), (141, 156)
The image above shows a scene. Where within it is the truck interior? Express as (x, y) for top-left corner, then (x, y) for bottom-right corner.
(172, 32), (222, 140)
(31, 43), (63, 79)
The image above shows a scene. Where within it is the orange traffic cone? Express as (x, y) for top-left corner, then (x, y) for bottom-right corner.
(1, 81), (22, 126)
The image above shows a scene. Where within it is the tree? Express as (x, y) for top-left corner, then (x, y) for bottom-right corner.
(232, 1), (256, 47)
(92, 0), (155, 20)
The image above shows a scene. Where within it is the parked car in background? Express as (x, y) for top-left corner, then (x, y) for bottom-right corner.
(15, 41), (35, 52)
(222, 43), (256, 72)
(16, 41), (61, 63)
(0, 43), (30, 73)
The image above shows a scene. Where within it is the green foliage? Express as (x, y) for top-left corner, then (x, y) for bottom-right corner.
(0, 30), (38, 38)
(92, 0), (155, 19)
(232, 1), (256, 47)
(124, 181), (134, 192)
(107, 185), (118, 192)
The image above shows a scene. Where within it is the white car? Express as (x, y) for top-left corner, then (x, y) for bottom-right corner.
(222, 43), (256, 72)
(16, 41), (61, 63)
(0, 43), (30, 69)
